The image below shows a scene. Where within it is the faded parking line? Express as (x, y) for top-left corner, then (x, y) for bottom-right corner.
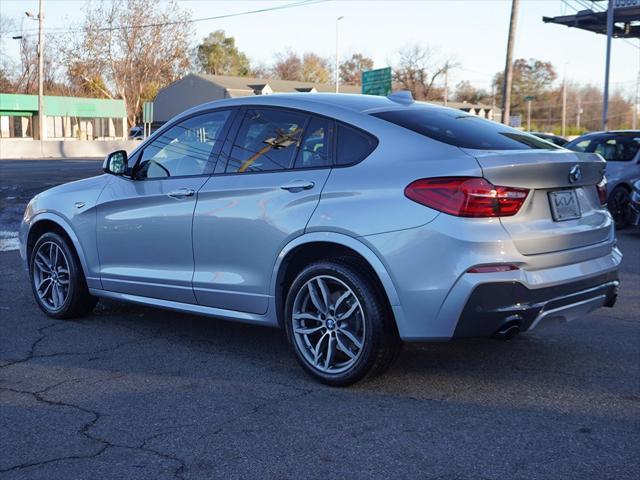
(0, 231), (19, 252)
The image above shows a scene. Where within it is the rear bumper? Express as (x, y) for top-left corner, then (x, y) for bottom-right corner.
(452, 271), (619, 338)
(362, 213), (621, 341)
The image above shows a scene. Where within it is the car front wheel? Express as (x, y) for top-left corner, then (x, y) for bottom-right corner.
(29, 232), (97, 319)
(285, 259), (401, 386)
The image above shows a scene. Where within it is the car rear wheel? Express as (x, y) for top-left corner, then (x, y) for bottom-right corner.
(285, 259), (401, 386)
(608, 186), (631, 229)
(29, 232), (97, 319)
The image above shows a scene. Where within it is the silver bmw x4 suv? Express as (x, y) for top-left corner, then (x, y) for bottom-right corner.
(20, 93), (621, 386)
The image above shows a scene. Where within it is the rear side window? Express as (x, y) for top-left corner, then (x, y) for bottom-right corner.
(372, 108), (558, 151)
(293, 116), (333, 169)
(336, 124), (378, 165)
(226, 108), (308, 173)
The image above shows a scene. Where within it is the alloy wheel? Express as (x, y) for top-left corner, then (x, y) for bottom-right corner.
(291, 275), (366, 374)
(32, 241), (70, 311)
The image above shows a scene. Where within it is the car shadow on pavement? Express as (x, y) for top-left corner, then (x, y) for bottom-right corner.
(39, 294), (636, 405)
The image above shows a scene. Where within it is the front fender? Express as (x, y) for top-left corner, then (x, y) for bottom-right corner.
(21, 211), (99, 288)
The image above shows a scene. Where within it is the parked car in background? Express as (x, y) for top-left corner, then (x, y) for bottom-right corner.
(565, 131), (640, 228)
(630, 179), (640, 228)
(530, 132), (568, 147)
(20, 94), (621, 386)
(128, 126), (144, 140)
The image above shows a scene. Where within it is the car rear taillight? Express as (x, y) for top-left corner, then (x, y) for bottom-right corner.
(596, 177), (607, 206)
(404, 177), (529, 217)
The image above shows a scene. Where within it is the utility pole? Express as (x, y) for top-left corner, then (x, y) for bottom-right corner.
(501, 0), (520, 125)
(634, 71), (639, 130)
(335, 16), (343, 93)
(602, 0), (614, 131)
(576, 97), (582, 132)
(37, 0), (44, 140)
(491, 83), (496, 121)
(443, 65), (449, 107)
(634, 43), (639, 130)
(561, 74), (567, 137)
(26, 1), (45, 139)
(523, 95), (533, 131)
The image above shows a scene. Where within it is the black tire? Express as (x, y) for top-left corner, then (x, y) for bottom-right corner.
(608, 186), (631, 229)
(284, 258), (401, 386)
(29, 231), (97, 319)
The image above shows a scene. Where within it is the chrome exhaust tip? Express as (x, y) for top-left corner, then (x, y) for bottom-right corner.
(494, 316), (522, 340)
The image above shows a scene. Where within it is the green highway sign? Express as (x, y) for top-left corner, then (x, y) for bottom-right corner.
(362, 67), (392, 96)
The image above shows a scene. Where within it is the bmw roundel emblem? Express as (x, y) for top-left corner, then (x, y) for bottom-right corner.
(569, 164), (582, 184)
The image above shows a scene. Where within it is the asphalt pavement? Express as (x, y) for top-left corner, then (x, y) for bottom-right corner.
(1, 159), (639, 479)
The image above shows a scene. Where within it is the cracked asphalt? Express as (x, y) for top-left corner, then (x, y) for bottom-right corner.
(1, 160), (639, 479)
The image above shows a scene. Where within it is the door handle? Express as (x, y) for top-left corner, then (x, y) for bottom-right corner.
(280, 180), (315, 192)
(168, 188), (195, 199)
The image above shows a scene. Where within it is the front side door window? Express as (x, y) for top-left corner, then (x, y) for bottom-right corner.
(136, 110), (231, 179)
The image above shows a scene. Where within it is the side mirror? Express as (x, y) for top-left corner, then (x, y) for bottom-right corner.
(103, 150), (128, 175)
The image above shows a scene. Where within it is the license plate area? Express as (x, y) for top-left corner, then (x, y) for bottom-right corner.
(548, 189), (581, 222)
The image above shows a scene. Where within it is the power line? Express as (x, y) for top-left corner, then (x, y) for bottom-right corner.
(574, 0), (604, 12)
(530, 110), (632, 121)
(2, 0), (326, 36)
(456, 66), (635, 88)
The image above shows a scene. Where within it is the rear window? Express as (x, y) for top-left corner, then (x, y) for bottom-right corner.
(336, 124), (378, 165)
(565, 134), (640, 162)
(372, 108), (558, 150)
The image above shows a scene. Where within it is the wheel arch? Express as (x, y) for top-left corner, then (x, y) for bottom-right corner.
(27, 213), (90, 279)
(271, 233), (401, 329)
(609, 181), (632, 194)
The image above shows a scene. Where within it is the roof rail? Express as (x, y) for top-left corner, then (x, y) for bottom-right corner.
(387, 90), (414, 105)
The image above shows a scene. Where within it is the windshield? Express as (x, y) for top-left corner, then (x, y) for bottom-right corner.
(371, 108), (559, 150)
(565, 134), (640, 162)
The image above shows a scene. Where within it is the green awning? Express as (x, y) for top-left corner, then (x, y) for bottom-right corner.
(0, 93), (126, 118)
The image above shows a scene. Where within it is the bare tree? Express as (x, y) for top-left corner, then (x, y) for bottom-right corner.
(2, 27), (69, 96)
(62, 0), (192, 126)
(272, 50), (302, 80)
(453, 80), (490, 104)
(392, 45), (454, 101)
(15, 36), (38, 94)
(0, 15), (16, 91)
(272, 50), (330, 83)
(249, 61), (271, 78)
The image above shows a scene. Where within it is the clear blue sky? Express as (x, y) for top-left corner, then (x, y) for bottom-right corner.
(1, 0), (637, 95)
